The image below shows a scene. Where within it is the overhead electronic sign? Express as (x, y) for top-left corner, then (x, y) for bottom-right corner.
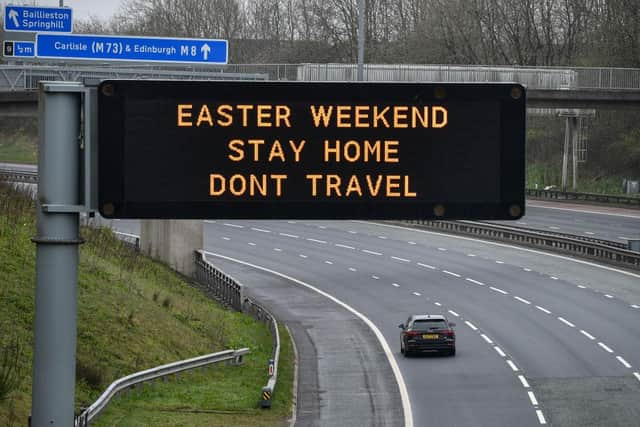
(98, 81), (526, 220)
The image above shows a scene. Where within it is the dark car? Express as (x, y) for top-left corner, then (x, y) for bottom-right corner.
(399, 314), (456, 356)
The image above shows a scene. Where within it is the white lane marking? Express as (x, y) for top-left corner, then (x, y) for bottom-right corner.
(577, 285), (587, 289)
(536, 410), (547, 425)
(604, 294), (614, 299)
(495, 260), (505, 264)
(362, 249), (383, 256)
(417, 262), (436, 270)
(408, 241), (417, 245)
(299, 254), (308, 259)
(324, 260), (333, 265)
(550, 276), (558, 280)
(632, 305), (640, 309)
(507, 360), (519, 371)
(222, 237), (231, 241)
(248, 242), (256, 246)
(348, 230), (357, 234)
(203, 251), (414, 427)
(448, 310), (460, 317)
(335, 243), (355, 250)
(359, 221), (640, 280)
(392, 283), (400, 287)
(466, 278), (485, 286)
(434, 302), (442, 306)
(494, 346), (506, 357)
(437, 247), (447, 251)
(598, 342), (614, 353)
(348, 267), (357, 272)
(465, 321), (478, 331)
(412, 291), (421, 296)
(378, 235), (388, 239)
(616, 356), (632, 368)
(518, 375), (530, 388)
(524, 268), (532, 272)
(274, 248), (283, 252)
(443, 270), (461, 278)
(223, 222), (244, 228)
(514, 296), (531, 305)
(392, 256), (411, 263)
(528, 391), (539, 406)
(580, 330), (596, 340)
(318, 225), (327, 229)
(251, 227), (271, 233)
(467, 253), (476, 257)
(372, 275), (380, 280)
(634, 372), (640, 382)
(558, 317), (575, 328)
(307, 238), (327, 244)
(535, 306), (552, 314)
(481, 334), (493, 344)
(279, 232), (299, 238)
(490, 286), (508, 295)
(585, 231), (595, 235)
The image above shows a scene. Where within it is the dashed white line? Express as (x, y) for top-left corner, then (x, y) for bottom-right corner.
(580, 330), (596, 340)
(467, 253), (476, 257)
(550, 276), (558, 280)
(324, 260), (333, 265)
(223, 223), (243, 228)
(299, 254), (308, 259)
(412, 291), (421, 296)
(558, 317), (575, 328)
(348, 267), (357, 272)
(632, 305), (640, 309)
(481, 334), (493, 344)
(528, 391), (539, 406)
(274, 248), (282, 252)
(494, 346), (506, 357)
(448, 310), (460, 317)
(434, 302), (442, 306)
(251, 227), (271, 233)
(495, 260), (505, 264)
(634, 372), (640, 382)
(437, 247), (448, 251)
(392, 283), (400, 287)
(392, 256), (411, 263)
(506, 360), (519, 371)
(577, 285), (587, 289)
(518, 375), (530, 388)
(616, 356), (632, 368)
(222, 237), (231, 241)
(604, 294), (614, 299)
(523, 268), (532, 272)
(443, 270), (461, 278)
(372, 275), (380, 280)
(348, 230), (358, 234)
(335, 243), (355, 250)
(465, 278), (485, 286)
(248, 242), (256, 246)
(307, 238), (327, 244)
(535, 306), (552, 314)
(362, 249), (383, 256)
(318, 225), (327, 229)
(598, 342), (614, 353)
(378, 235), (388, 239)
(408, 241), (417, 245)
(464, 321), (478, 331)
(279, 232), (299, 238)
(514, 296), (531, 305)
(490, 286), (508, 295)
(417, 262), (436, 270)
(536, 410), (547, 425)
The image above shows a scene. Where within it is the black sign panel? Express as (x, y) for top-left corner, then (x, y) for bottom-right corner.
(98, 80), (525, 219)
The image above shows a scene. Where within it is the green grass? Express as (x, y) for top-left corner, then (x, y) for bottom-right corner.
(0, 123), (38, 164)
(0, 182), (293, 426)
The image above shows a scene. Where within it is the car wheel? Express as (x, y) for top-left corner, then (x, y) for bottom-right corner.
(400, 340), (405, 354)
(450, 348), (456, 357)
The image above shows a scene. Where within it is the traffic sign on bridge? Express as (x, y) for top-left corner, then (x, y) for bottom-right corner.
(4, 5), (72, 33)
(98, 81), (526, 220)
(36, 33), (228, 64)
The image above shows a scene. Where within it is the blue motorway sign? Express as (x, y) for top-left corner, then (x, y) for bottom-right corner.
(3, 41), (36, 58)
(36, 34), (228, 64)
(4, 5), (72, 33)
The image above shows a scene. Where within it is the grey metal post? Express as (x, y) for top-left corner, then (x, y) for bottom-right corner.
(357, 0), (365, 81)
(31, 82), (83, 427)
(571, 117), (579, 190)
(561, 116), (570, 192)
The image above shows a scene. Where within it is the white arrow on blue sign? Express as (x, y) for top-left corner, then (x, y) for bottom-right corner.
(4, 5), (73, 33)
(36, 33), (228, 65)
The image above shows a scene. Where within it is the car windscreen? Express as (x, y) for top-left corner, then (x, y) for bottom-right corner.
(412, 319), (447, 331)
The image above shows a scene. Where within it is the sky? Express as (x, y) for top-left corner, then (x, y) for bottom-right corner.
(4, 0), (122, 21)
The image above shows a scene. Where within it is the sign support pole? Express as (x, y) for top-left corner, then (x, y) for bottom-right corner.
(31, 82), (83, 427)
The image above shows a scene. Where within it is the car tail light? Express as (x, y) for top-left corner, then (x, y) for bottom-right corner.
(406, 331), (420, 337)
(442, 329), (455, 338)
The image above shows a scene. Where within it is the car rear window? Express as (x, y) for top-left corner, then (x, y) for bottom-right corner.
(412, 319), (447, 331)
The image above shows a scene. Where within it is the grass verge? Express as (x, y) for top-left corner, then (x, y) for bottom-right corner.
(0, 181), (293, 426)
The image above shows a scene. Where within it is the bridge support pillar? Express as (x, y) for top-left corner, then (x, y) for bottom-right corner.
(140, 220), (203, 278)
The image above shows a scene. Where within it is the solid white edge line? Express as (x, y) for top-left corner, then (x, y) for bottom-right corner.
(494, 346), (506, 357)
(354, 221), (640, 280)
(598, 342), (614, 353)
(558, 317), (575, 328)
(481, 334), (493, 344)
(518, 375), (530, 388)
(528, 391), (539, 406)
(536, 409), (547, 425)
(507, 360), (519, 371)
(580, 330), (596, 340)
(616, 356), (632, 368)
(203, 251), (414, 427)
